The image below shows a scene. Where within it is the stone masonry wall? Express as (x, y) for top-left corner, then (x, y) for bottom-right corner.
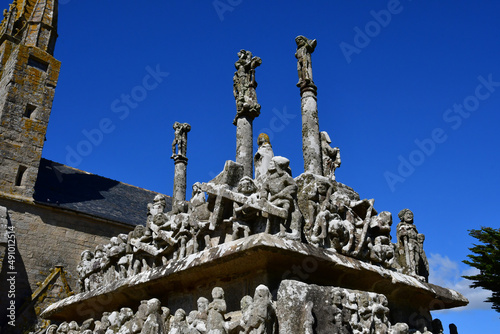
(0, 198), (133, 295)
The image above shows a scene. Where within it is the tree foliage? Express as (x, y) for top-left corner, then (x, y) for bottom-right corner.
(463, 227), (500, 313)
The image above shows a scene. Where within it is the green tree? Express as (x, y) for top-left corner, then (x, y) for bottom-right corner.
(463, 227), (500, 313)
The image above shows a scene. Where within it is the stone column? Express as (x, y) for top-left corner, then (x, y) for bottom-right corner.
(171, 122), (191, 203)
(235, 115), (254, 178)
(233, 50), (262, 178)
(172, 155), (188, 203)
(295, 35), (323, 176)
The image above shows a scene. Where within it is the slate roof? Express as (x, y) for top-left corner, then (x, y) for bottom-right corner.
(33, 158), (172, 227)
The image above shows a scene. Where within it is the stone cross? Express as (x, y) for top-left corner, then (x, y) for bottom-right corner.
(296, 35), (323, 175)
(233, 50), (262, 178)
(171, 122), (191, 204)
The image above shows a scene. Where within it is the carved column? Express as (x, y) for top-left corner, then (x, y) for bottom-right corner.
(233, 50), (262, 178)
(171, 122), (191, 203)
(295, 35), (323, 176)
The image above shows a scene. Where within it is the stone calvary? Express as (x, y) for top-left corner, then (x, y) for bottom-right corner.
(36, 36), (467, 334)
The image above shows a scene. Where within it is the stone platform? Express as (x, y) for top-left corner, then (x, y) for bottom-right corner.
(41, 233), (467, 323)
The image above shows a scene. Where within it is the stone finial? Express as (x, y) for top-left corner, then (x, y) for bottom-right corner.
(295, 35), (317, 91)
(233, 49), (262, 123)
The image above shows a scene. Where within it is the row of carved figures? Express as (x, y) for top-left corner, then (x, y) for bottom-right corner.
(77, 154), (429, 293)
(36, 284), (447, 334)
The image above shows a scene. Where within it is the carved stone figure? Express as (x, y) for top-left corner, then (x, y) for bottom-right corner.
(77, 250), (94, 292)
(295, 35), (317, 88)
(170, 309), (190, 334)
(190, 297), (209, 333)
(321, 131), (341, 181)
(254, 133), (274, 182)
(372, 295), (390, 334)
(297, 176), (332, 246)
(172, 122), (191, 158)
(233, 49), (262, 121)
(396, 209), (429, 281)
(189, 182), (211, 224)
(243, 285), (276, 334)
(229, 176), (259, 240)
(141, 298), (166, 334)
(207, 287), (227, 334)
(259, 156), (301, 239)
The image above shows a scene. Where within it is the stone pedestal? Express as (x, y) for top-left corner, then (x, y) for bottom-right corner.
(300, 89), (323, 175)
(41, 233), (467, 324)
(172, 155), (188, 203)
(235, 115), (254, 178)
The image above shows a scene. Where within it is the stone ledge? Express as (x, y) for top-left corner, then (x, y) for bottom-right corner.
(41, 233), (467, 322)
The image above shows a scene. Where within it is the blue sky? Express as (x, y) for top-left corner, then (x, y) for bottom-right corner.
(10, 0), (500, 331)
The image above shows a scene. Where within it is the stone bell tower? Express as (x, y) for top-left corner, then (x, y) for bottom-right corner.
(0, 0), (61, 200)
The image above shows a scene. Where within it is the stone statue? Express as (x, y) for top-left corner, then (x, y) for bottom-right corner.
(190, 297), (209, 333)
(246, 285), (277, 334)
(259, 156), (301, 239)
(321, 131), (341, 181)
(233, 49), (262, 122)
(356, 210), (395, 268)
(372, 295), (390, 334)
(189, 182), (211, 223)
(77, 250), (94, 292)
(169, 309), (190, 334)
(230, 176), (259, 240)
(295, 35), (317, 88)
(172, 122), (191, 158)
(207, 287), (227, 334)
(141, 298), (166, 334)
(254, 133), (274, 182)
(396, 209), (429, 281)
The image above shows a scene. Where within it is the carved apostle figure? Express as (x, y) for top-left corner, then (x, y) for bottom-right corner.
(172, 122), (191, 158)
(169, 309), (190, 334)
(190, 297), (209, 333)
(77, 250), (94, 292)
(259, 156), (301, 238)
(321, 131), (341, 181)
(207, 287), (227, 334)
(243, 285), (277, 334)
(141, 298), (166, 334)
(233, 49), (262, 122)
(295, 35), (317, 87)
(254, 133), (274, 182)
(396, 209), (429, 281)
(230, 176), (259, 240)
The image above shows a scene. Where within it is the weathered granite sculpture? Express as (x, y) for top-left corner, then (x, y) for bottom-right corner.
(172, 122), (191, 205)
(321, 131), (341, 181)
(396, 209), (429, 281)
(254, 133), (274, 182)
(295, 36), (317, 89)
(40, 36), (467, 334)
(259, 156), (302, 240)
(233, 50), (262, 178)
